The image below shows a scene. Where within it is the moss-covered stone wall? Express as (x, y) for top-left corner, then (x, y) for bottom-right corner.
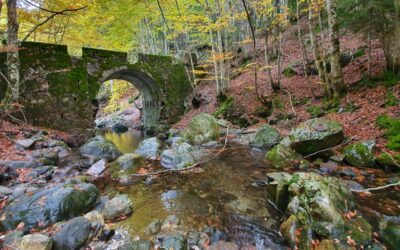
(0, 42), (192, 133)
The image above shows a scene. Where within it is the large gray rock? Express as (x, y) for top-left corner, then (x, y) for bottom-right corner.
(80, 136), (121, 161)
(182, 113), (219, 145)
(0, 183), (99, 231)
(0, 160), (42, 169)
(16, 138), (36, 149)
(277, 173), (372, 248)
(250, 124), (281, 150)
(53, 216), (92, 250)
(102, 194), (133, 220)
(265, 144), (302, 169)
(2, 231), (24, 249)
(159, 234), (185, 250)
(84, 210), (105, 239)
(343, 140), (376, 167)
(288, 118), (344, 155)
(134, 137), (162, 160)
(86, 159), (107, 177)
(116, 153), (144, 170)
(160, 142), (208, 169)
(17, 234), (53, 250)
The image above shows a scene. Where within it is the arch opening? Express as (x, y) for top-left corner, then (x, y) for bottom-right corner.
(98, 68), (161, 135)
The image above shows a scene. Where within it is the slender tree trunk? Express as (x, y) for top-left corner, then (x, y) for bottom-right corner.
(368, 31), (372, 78)
(296, 0), (314, 96)
(265, 31), (275, 89)
(326, 0), (347, 97)
(308, 1), (329, 96)
(6, 0), (20, 101)
(318, 11), (331, 89)
(391, 0), (400, 75)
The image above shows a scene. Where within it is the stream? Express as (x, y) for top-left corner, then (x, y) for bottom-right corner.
(101, 130), (286, 248)
(98, 130), (400, 249)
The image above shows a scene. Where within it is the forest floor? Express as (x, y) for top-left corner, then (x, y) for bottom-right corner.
(174, 23), (400, 153)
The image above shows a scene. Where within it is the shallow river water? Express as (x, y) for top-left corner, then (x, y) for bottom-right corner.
(101, 130), (400, 249)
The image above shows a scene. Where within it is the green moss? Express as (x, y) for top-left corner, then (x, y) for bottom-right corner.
(376, 115), (400, 151)
(376, 152), (400, 167)
(306, 105), (325, 118)
(254, 104), (272, 118)
(283, 66), (296, 78)
(383, 92), (399, 107)
(214, 96), (250, 127)
(353, 48), (365, 59)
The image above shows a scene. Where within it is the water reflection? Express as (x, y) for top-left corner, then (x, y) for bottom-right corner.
(100, 129), (144, 154)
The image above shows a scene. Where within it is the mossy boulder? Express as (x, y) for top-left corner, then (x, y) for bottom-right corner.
(250, 125), (281, 150)
(160, 142), (208, 169)
(134, 137), (163, 160)
(80, 136), (121, 161)
(289, 118), (344, 155)
(0, 183), (99, 231)
(17, 234), (53, 250)
(182, 113), (219, 145)
(116, 153), (145, 170)
(265, 144), (302, 169)
(343, 140), (376, 167)
(375, 152), (400, 169)
(277, 173), (373, 249)
(381, 224), (400, 250)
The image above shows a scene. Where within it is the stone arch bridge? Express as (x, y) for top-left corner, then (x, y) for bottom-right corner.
(0, 42), (192, 134)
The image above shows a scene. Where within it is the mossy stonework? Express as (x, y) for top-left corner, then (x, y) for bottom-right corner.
(0, 42), (192, 133)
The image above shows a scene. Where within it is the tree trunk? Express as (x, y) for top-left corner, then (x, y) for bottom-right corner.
(326, 0), (347, 97)
(296, 0), (314, 96)
(308, 1), (329, 96)
(6, 0), (20, 101)
(390, 0), (400, 75)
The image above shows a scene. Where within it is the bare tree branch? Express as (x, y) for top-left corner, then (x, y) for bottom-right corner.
(21, 5), (87, 43)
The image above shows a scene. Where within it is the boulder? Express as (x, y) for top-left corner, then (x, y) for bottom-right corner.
(182, 113), (219, 145)
(161, 214), (180, 231)
(208, 241), (240, 250)
(160, 142), (208, 169)
(265, 144), (302, 169)
(343, 140), (376, 167)
(144, 219), (161, 236)
(2, 231), (24, 249)
(102, 194), (133, 220)
(84, 210), (105, 238)
(86, 159), (107, 177)
(276, 172), (372, 248)
(250, 124), (281, 150)
(0, 183), (99, 231)
(80, 136), (121, 161)
(52, 216), (92, 250)
(134, 137), (162, 160)
(17, 234), (52, 250)
(381, 224), (400, 250)
(0, 160), (42, 169)
(16, 138), (36, 149)
(116, 153), (144, 170)
(288, 118), (344, 155)
(159, 234), (185, 250)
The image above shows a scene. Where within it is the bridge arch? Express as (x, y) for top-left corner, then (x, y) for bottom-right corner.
(100, 67), (161, 134)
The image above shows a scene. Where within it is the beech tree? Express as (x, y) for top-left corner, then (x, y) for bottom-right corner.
(6, 0), (20, 101)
